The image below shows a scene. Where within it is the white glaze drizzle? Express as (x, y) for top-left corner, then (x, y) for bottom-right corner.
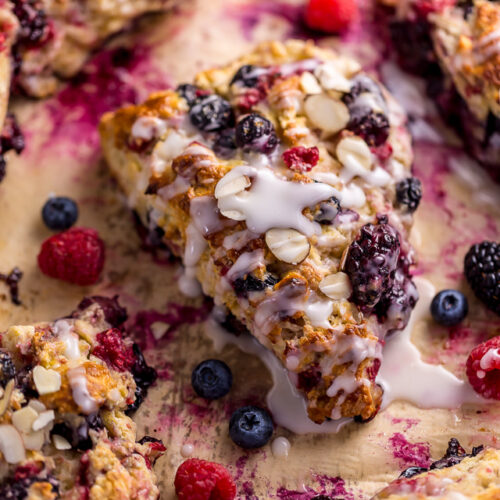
(53, 320), (80, 360)
(303, 295), (334, 329)
(226, 250), (265, 281)
(67, 367), (98, 415)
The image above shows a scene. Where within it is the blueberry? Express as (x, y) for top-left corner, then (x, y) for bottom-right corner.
(176, 83), (199, 107)
(229, 406), (273, 449)
(430, 290), (468, 326)
(213, 128), (238, 159)
(42, 196), (78, 231)
(396, 177), (423, 213)
(230, 64), (263, 88)
(233, 273), (278, 298)
(191, 359), (232, 400)
(235, 113), (278, 154)
(313, 197), (341, 225)
(189, 95), (234, 132)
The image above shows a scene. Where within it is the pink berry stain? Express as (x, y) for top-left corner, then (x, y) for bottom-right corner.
(389, 432), (431, 469)
(276, 475), (354, 500)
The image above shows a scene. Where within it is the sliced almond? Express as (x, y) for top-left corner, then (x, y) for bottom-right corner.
(32, 410), (55, 431)
(304, 94), (349, 135)
(12, 406), (38, 434)
(0, 425), (26, 463)
(33, 365), (61, 395)
(52, 434), (72, 451)
(0, 379), (15, 417)
(319, 272), (352, 300)
(219, 208), (246, 221)
(214, 174), (250, 199)
(265, 228), (310, 265)
(314, 63), (352, 93)
(336, 136), (372, 171)
(28, 400), (47, 413)
(22, 429), (45, 451)
(299, 72), (322, 95)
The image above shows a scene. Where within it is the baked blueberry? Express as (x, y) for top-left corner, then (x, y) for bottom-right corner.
(396, 177), (423, 213)
(229, 406), (273, 449)
(235, 113), (278, 154)
(42, 196), (79, 231)
(213, 128), (238, 159)
(191, 359), (232, 400)
(189, 95), (234, 132)
(176, 83), (199, 107)
(230, 64), (262, 88)
(431, 290), (468, 326)
(399, 466), (428, 478)
(233, 273), (278, 297)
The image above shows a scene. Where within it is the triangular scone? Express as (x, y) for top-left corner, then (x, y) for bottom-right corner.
(0, 296), (163, 499)
(100, 40), (419, 424)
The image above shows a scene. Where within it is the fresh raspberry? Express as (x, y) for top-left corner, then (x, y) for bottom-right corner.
(305, 0), (359, 33)
(38, 227), (105, 285)
(174, 458), (236, 500)
(92, 328), (135, 372)
(466, 337), (500, 400)
(282, 146), (319, 172)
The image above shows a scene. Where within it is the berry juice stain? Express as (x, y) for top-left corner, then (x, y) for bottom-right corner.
(276, 475), (353, 500)
(389, 432), (431, 468)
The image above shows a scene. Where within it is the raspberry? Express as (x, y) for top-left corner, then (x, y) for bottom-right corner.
(282, 146), (319, 172)
(37, 227), (105, 285)
(305, 0), (359, 33)
(466, 337), (500, 400)
(92, 328), (135, 372)
(174, 458), (236, 500)
(464, 241), (499, 315)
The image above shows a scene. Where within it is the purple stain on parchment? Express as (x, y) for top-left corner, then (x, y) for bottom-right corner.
(389, 432), (431, 468)
(276, 475), (352, 500)
(128, 300), (212, 350)
(390, 417), (419, 431)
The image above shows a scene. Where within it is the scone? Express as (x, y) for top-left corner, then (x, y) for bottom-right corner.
(385, 0), (500, 177)
(372, 438), (500, 499)
(0, 295), (163, 499)
(99, 40), (420, 424)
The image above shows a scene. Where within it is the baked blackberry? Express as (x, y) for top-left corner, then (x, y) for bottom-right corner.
(0, 351), (16, 385)
(232, 273), (278, 298)
(347, 110), (390, 147)
(235, 113), (278, 154)
(464, 241), (499, 315)
(344, 222), (401, 310)
(399, 466), (428, 478)
(396, 177), (423, 213)
(0, 475), (59, 500)
(213, 128), (237, 159)
(230, 64), (262, 88)
(189, 95), (234, 132)
(176, 83), (199, 107)
(12, 0), (48, 46)
(126, 343), (157, 414)
(75, 295), (128, 327)
(0, 114), (25, 182)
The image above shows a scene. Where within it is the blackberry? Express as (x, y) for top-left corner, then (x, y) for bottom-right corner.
(176, 83), (199, 106)
(191, 359), (233, 400)
(51, 413), (103, 451)
(312, 197), (341, 225)
(396, 177), (422, 213)
(0, 351), (16, 385)
(0, 267), (23, 305)
(344, 222), (401, 310)
(229, 406), (274, 449)
(126, 343), (157, 414)
(42, 196), (79, 231)
(0, 475), (59, 500)
(235, 113), (278, 154)
(12, 0), (48, 46)
(464, 241), (499, 315)
(232, 273), (278, 298)
(230, 64), (262, 88)
(399, 466), (428, 479)
(347, 110), (389, 147)
(213, 128), (237, 159)
(343, 75), (384, 106)
(75, 295), (128, 327)
(189, 95), (234, 132)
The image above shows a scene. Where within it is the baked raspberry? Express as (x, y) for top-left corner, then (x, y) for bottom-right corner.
(466, 337), (500, 400)
(92, 328), (135, 372)
(305, 0), (359, 33)
(282, 146), (319, 172)
(37, 227), (105, 285)
(174, 458), (236, 500)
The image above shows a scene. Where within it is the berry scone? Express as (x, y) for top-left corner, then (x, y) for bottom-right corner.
(0, 295), (163, 499)
(372, 439), (500, 499)
(99, 40), (420, 425)
(385, 0), (500, 176)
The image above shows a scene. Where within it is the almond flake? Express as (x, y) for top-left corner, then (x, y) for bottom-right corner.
(28, 400), (47, 413)
(0, 425), (26, 463)
(319, 272), (352, 300)
(299, 72), (322, 95)
(219, 209), (246, 221)
(336, 136), (372, 171)
(265, 228), (310, 264)
(214, 174), (250, 199)
(53, 434), (72, 450)
(33, 365), (61, 395)
(0, 379), (15, 417)
(12, 406), (38, 434)
(22, 429), (45, 451)
(304, 94), (349, 135)
(314, 63), (352, 93)
(32, 410), (55, 431)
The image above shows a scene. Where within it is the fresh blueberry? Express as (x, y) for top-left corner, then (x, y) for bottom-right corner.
(235, 113), (278, 154)
(230, 64), (263, 88)
(189, 95), (234, 132)
(191, 359), (232, 400)
(430, 290), (468, 326)
(229, 406), (274, 449)
(42, 196), (78, 231)
(176, 83), (199, 107)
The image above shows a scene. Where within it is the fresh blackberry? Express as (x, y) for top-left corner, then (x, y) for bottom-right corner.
(126, 343), (157, 414)
(230, 64), (262, 88)
(344, 222), (401, 310)
(189, 95), (234, 132)
(312, 197), (341, 224)
(347, 110), (389, 146)
(176, 83), (199, 107)
(396, 177), (423, 213)
(75, 295), (128, 327)
(399, 466), (428, 478)
(464, 241), (499, 315)
(232, 273), (278, 298)
(0, 351), (16, 385)
(235, 113), (278, 154)
(213, 128), (237, 159)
